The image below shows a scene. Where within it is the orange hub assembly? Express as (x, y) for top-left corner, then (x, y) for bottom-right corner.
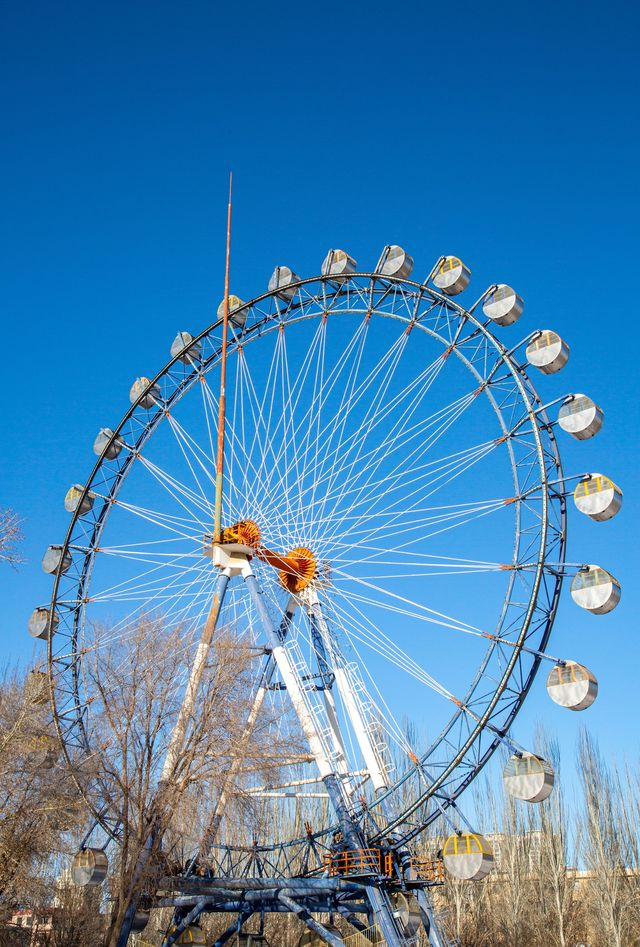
(220, 520), (317, 593)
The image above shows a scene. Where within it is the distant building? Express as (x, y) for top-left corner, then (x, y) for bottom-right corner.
(486, 830), (543, 871)
(7, 909), (53, 946)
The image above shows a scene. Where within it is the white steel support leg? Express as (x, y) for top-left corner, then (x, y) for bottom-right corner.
(300, 596), (446, 946)
(302, 600), (352, 790)
(313, 672), (352, 791)
(306, 597), (416, 947)
(244, 574), (335, 782)
(244, 569), (365, 853)
(301, 588), (390, 796)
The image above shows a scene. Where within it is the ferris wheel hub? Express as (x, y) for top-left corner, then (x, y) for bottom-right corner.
(204, 519), (318, 592)
(220, 519), (262, 547)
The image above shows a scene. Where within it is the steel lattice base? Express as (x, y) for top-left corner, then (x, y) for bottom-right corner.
(152, 875), (448, 947)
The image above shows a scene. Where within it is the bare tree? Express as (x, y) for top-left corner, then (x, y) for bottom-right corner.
(436, 742), (585, 947)
(0, 668), (84, 918)
(530, 731), (577, 947)
(44, 881), (105, 947)
(433, 779), (499, 947)
(77, 615), (297, 947)
(0, 919), (30, 946)
(489, 777), (536, 947)
(620, 760), (640, 940)
(439, 872), (495, 947)
(577, 730), (634, 947)
(0, 509), (23, 567)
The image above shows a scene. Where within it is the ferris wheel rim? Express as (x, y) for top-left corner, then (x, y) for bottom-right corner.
(46, 271), (566, 850)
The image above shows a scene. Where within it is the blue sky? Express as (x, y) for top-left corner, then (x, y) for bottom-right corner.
(1, 0), (639, 794)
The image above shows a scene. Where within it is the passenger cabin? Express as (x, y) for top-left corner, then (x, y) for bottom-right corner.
(525, 330), (570, 374)
(28, 733), (59, 769)
(321, 248), (357, 285)
(71, 848), (108, 887)
(64, 484), (96, 515)
(574, 474), (622, 521)
(442, 832), (494, 881)
(268, 266), (300, 301)
(28, 607), (58, 641)
(503, 751), (554, 802)
(171, 331), (201, 364)
(129, 377), (160, 408)
(483, 284), (523, 325)
(571, 565), (621, 614)
(547, 661), (598, 711)
(93, 428), (124, 460)
(169, 925), (207, 945)
(25, 669), (48, 705)
(558, 394), (603, 439)
(433, 256), (471, 295)
(42, 545), (71, 575)
(217, 294), (248, 328)
(375, 245), (414, 279)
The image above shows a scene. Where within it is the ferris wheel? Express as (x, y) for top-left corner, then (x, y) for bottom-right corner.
(31, 240), (620, 946)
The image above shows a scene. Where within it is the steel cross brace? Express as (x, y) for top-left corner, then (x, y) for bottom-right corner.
(278, 891), (345, 946)
(414, 887), (449, 947)
(162, 900), (208, 947)
(213, 909), (254, 947)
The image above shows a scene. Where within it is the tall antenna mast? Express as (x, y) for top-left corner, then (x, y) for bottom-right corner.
(213, 172), (233, 544)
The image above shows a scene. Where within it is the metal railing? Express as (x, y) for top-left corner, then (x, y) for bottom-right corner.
(409, 856), (446, 884)
(343, 925), (385, 946)
(323, 848), (393, 877)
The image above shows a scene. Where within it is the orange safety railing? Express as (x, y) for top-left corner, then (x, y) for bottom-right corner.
(324, 848), (394, 878)
(408, 856), (445, 884)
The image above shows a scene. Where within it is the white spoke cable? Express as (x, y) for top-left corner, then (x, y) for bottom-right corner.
(330, 567), (487, 635)
(318, 439), (499, 557)
(263, 320), (405, 513)
(306, 383), (478, 514)
(319, 495), (507, 551)
(312, 393), (485, 551)
(311, 346), (454, 525)
(317, 391), (485, 550)
(87, 551), (211, 602)
(301, 392), (482, 531)
(328, 502), (510, 572)
(136, 454), (213, 525)
(328, 587), (465, 698)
